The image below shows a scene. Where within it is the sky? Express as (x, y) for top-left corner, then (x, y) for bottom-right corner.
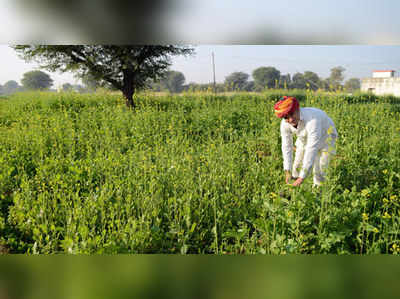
(1, 0), (400, 87)
(0, 46), (78, 87)
(1, 45), (399, 87)
(172, 45), (400, 84)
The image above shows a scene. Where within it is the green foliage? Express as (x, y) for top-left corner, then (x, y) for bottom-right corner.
(62, 83), (74, 92)
(79, 72), (102, 91)
(21, 70), (53, 90)
(344, 78), (361, 92)
(0, 91), (399, 254)
(279, 74), (291, 89)
(159, 71), (186, 93)
(291, 73), (307, 89)
(329, 66), (346, 90)
(182, 83), (226, 93)
(224, 72), (250, 91)
(3, 80), (20, 94)
(252, 67), (281, 90)
(303, 71), (321, 91)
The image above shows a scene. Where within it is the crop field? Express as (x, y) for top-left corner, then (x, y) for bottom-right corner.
(0, 90), (399, 254)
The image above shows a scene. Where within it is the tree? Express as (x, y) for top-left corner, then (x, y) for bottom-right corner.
(149, 79), (162, 92)
(243, 81), (255, 92)
(291, 73), (307, 89)
(252, 67), (281, 90)
(329, 66), (346, 90)
(320, 78), (331, 91)
(21, 70), (53, 90)
(62, 83), (74, 91)
(160, 70), (186, 93)
(303, 71), (321, 91)
(73, 84), (85, 93)
(279, 74), (291, 89)
(13, 46), (194, 108)
(182, 82), (198, 92)
(79, 72), (102, 92)
(344, 78), (361, 92)
(224, 71), (249, 91)
(0, 84), (3, 95)
(3, 80), (20, 94)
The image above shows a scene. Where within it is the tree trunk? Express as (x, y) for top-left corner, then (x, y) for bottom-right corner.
(122, 71), (136, 109)
(123, 88), (136, 109)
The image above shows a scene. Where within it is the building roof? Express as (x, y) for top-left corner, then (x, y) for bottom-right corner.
(373, 70), (395, 72)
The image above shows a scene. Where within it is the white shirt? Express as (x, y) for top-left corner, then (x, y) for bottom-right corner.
(280, 107), (338, 179)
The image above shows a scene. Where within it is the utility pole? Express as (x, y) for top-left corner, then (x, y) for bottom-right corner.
(212, 52), (216, 93)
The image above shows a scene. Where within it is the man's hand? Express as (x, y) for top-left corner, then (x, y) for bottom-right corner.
(292, 177), (304, 187)
(285, 171), (299, 184)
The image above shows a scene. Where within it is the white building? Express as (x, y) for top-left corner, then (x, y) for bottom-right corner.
(372, 70), (395, 78)
(361, 70), (400, 96)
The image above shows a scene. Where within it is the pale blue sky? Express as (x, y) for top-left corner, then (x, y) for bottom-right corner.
(1, 0), (399, 86)
(170, 45), (400, 83)
(0, 46), (79, 88)
(1, 45), (399, 87)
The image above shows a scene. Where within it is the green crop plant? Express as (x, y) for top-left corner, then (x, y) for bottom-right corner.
(0, 90), (399, 254)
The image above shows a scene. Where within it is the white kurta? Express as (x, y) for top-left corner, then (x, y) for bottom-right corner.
(280, 107), (338, 182)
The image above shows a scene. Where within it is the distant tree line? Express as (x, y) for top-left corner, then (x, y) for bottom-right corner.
(0, 64), (361, 97)
(7, 45), (363, 107)
(0, 80), (22, 95)
(149, 66), (361, 93)
(0, 70), (105, 96)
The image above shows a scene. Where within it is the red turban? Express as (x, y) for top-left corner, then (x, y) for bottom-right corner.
(274, 96), (299, 118)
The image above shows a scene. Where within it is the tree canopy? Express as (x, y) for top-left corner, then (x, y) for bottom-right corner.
(252, 67), (280, 90)
(224, 72), (249, 91)
(13, 45), (194, 108)
(3, 80), (20, 94)
(278, 74), (291, 89)
(291, 73), (307, 89)
(344, 78), (361, 92)
(78, 72), (102, 92)
(62, 83), (74, 92)
(21, 70), (53, 90)
(329, 66), (346, 90)
(303, 71), (321, 91)
(160, 70), (186, 93)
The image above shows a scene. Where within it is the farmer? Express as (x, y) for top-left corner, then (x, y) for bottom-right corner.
(274, 96), (338, 187)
